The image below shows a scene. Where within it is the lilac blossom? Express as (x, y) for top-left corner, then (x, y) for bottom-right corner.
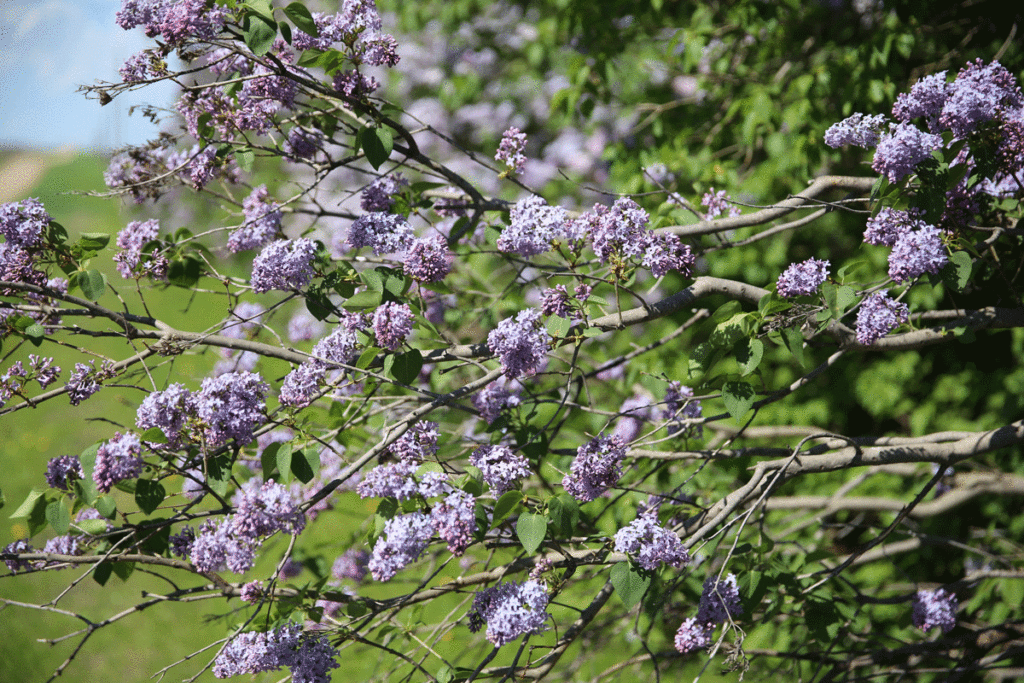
(674, 617), (713, 654)
(0, 242), (47, 292)
(855, 292), (909, 345)
(611, 395), (653, 443)
(431, 490), (477, 555)
(701, 188), (741, 219)
(583, 197), (651, 262)
(288, 309), (327, 343)
(251, 239), (317, 293)
(466, 580), (550, 647)
(193, 371), (269, 448)
(864, 207), (925, 246)
(45, 455), (83, 491)
(279, 362), (326, 408)
(114, 219), (162, 279)
(487, 309), (550, 380)
(642, 232), (695, 278)
(332, 549), (370, 582)
(183, 145), (218, 189)
(893, 72), (950, 129)
(403, 235), (454, 282)
(776, 258), (830, 298)
(346, 212), (415, 255)
(912, 588), (958, 633)
(470, 445), (531, 496)
(43, 535), (83, 563)
(697, 573), (744, 624)
(4, 539), (35, 573)
(169, 526), (196, 558)
(190, 518), (258, 574)
(361, 173), (408, 212)
(231, 478), (306, 539)
(541, 285), (573, 319)
(119, 50), (165, 83)
(871, 123), (944, 182)
(472, 378), (522, 424)
(496, 127), (528, 174)
(356, 460), (422, 500)
(212, 622), (338, 683)
(387, 421), (440, 461)
(888, 225), (948, 282)
(0, 197), (50, 248)
(333, 70), (380, 98)
(283, 127), (325, 161)
(93, 432), (143, 493)
(136, 383), (193, 447)
(497, 195), (569, 256)
(824, 113), (888, 148)
(368, 512), (434, 581)
(240, 581), (262, 603)
(373, 301), (414, 351)
(220, 302), (265, 341)
(562, 435), (626, 502)
(228, 185), (281, 253)
(939, 60), (1023, 138)
(662, 382), (703, 437)
(613, 511), (689, 570)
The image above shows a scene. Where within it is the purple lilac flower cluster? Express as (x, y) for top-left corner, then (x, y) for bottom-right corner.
(114, 219), (162, 279)
(251, 239), (317, 293)
(938, 60), (1023, 138)
(824, 113), (888, 148)
(346, 213), (415, 255)
(912, 588), (957, 633)
(212, 622), (339, 683)
(193, 372), (269, 447)
(613, 511), (689, 570)
(675, 573), (743, 654)
(361, 173), (408, 212)
(562, 435), (626, 502)
(136, 383), (192, 447)
(466, 580), (550, 647)
(292, 2), (399, 68)
(701, 188), (741, 219)
(872, 123), (944, 182)
(372, 301), (414, 350)
(228, 186), (281, 253)
(368, 512), (434, 581)
(356, 460), (430, 500)
(855, 292), (909, 345)
(0, 240), (47, 294)
(3, 539), (36, 573)
(487, 309), (550, 380)
(431, 490), (477, 556)
(470, 445), (531, 496)
(45, 455), (83, 491)
(387, 421), (440, 461)
(611, 394), (653, 443)
(116, 0), (228, 46)
(93, 432), (144, 493)
(280, 319), (363, 408)
(284, 127), (325, 161)
(776, 258), (830, 298)
(65, 360), (115, 406)
(403, 235), (454, 283)
(864, 207), (927, 246)
(497, 195), (570, 257)
(495, 127), (528, 174)
(0, 198), (50, 247)
(288, 309), (327, 343)
(662, 382), (703, 437)
(888, 225), (948, 282)
(472, 377), (522, 424)
(332, 548), (370, 582)
(231, 478), (306, 539)
(1, 355), (61, 409)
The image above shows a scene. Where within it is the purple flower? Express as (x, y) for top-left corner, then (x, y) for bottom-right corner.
(313, 316), (364, 364)
(701, 188), (741, 219)
(356, 460), (422, 500)
(220, 302), (265, 342)
(288, 309), (327, 343)
(912, 588), (957, 633)
(3, 539), (35, 573)
(231, 478), (306, 539)
(864, 207), (925, 246)
(674, 617), (713, 653)
(540, 285), (574, 319)
(190, 518), (258, 574)
(583, 197), (651, 262)
(472, 378), (521, 424)
(697, 573), (743, 624)
(662, 382), (703, 437)
(642, 232), (695, 278)
(45, 455), (83, 491)
(562, 435), (626, 502)
(346, 213), (415, 255)
(229, 185), (281, 253)
(43, 535), (83, 563)
(496, 127), (528, 174)
(893, 72), (950, 129)
(470, 445), (531, 496)
(0, 197), (50, 248)
(855, 291), (909, 345)
(119, 50), (164, 83)
(431, 489), (477, 556)
(361, 173), (408, 212)
(487, 309), (550, 380)
(136, 383), (193, 447)
(240, 581), (262, 603)
(114, 219), (161, 278)
(373, 301), (413, 351)
(368, 512), (434, 581)
(169, 526), (196, 558)
(332, 549), (370, 582)
(333, 69), (380, 98)
(213, 622), (338, 683)
(279, 361), (326, 408)
(888, 225), (948, 282)
(824, 113), (888, 148)
(403, 236), (454, 282)
(611, 394), (653, 443)
(939, 60), (1023, 138)
(387, 421), (440, 461)
(497, 195), (569, 257)
(251, 239), (317, 293)
(154, 0), (227, 45)
(193, 371), (269, 447)
(284, 127), (325, 161)
(776, 258), (830, 298)
(613, 511), (689, 570)
(0, 242), (47, 292)
(871, 123), (944, 182)
(93, 432), (143, 493)
(466, 580), (550, 647)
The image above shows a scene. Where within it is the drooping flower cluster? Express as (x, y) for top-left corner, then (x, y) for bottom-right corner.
(356, 460), (440, 500)
(361, 173), (408, 212)
(292, 1), (399, 67)
(346, 212), (415, 255)
(472, 377), (522, 424)
(65, 360), (116, 406)
(250, 239), (317, 293)
(3, 539), (35, 573)
(45, 455), (83, 491)
(116, 0), (228, 46)
(872, 123), (944, 182)
(402, 235), (454, 282)
(386, 421), (440, 461)
(888, 225), (948, 282)
(675, 573), (744, 654)
(470, 445), (531, 496)
(466, 580), (550, 647)
(562, 435), (626, 502)
(937, 60), (1023, 138)
(892, 72), (950, 129)
(824, 113), (888, 148)
(497, 195), (570, 257)
(280, 319), (364, 407)
(93, 432), (144, 493)
(212, 622), (339, 683)
(193, 372), (269, 448)
(487, 309), (550, 380)
(231, 478), (307, 539)
(367, 512), (434, 581)
(372, 301), (414, 351)
(662, 382), (703, 437)
(431, 489), (477, 556)
(495, 127), (528, 174)
(136, 382), (193, 447)
(1, 355), (61, 409)
(864, 207), (927, 246)
(332, 548), (370, 582)
(229, 185), (281, 253)
(855, 291), (909, 345)
(613, 511), (689, 570)
(701, 188), (741, 219)
(284, 127), (325, 161)
(912, 588), (958, 633)
(114, 219), (164, 279)
(0, 197), (50, 247)
(776, 258), (830, 298)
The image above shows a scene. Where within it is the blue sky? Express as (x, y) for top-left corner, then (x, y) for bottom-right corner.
(0, 0), (180, 151)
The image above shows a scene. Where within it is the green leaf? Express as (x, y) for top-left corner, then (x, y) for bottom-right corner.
(355, 347), (379, 370)
(344, 290), (381, 309)
(95, 495), (116, 519)
(610, 561), (651, 609)
(235, 147), (255, 172)
(942, 251), (972, 292)
(737, 338), (763, 375)
(516, 512), (546, 554)
(546, 315), (572, 339)
(205, 455), (232, 497)
(758, 291), (792, 317)
(261, 441), (283, 478)
(822, 282), (856, 318)
(10, 489), (46, 519)
(93, 561), (112, 586)
(243, 11), (278, 55)
(140, 427), (168, 444)
(436, 665), (454, 683)
(46, 499), (70, 534)
(389, 349), (422, 385)
(79, 269), (106, 300)
(291, 446), (318, 484)
(78, 232), (111, 251)
(134, 479), (166, 516)
(781, 326), (805, 367)
(276, 443), (294, 484)
(358, 126), (392, 170)
(23, 323), (45, 345)
(722, 380), (756, 422)
(76, 518), (109, 536)
(491, 491), (524, 528)
(547, 494), (580, 537)
(168, 256), (202, 288)
(112, 561), (135, 582)
(283, 2), (317, 35)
